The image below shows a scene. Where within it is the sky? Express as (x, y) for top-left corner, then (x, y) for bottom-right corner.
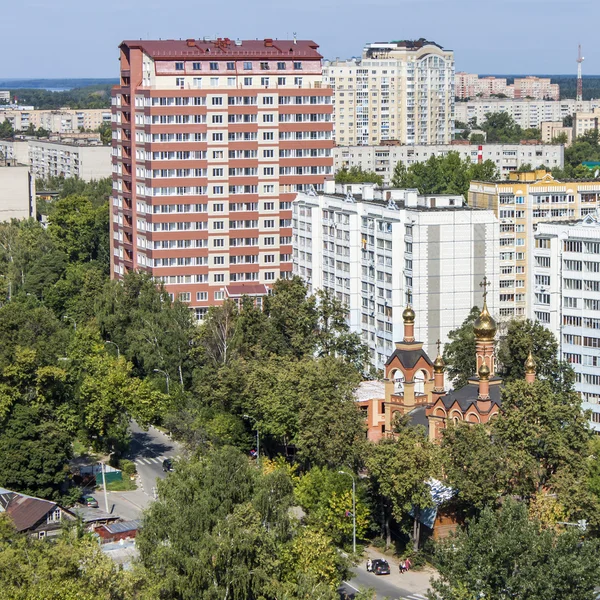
(2, 0), (599, 78)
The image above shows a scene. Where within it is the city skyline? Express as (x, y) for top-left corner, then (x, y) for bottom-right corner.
(2, 0), (599, 78)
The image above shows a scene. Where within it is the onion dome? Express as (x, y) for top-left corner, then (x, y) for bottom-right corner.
(433, 353), (445, 374)
(473, 301), (497, 341)
(478, 362), (490, 380)
(525, 351), (536, 374)
(402, 305), (415, 324)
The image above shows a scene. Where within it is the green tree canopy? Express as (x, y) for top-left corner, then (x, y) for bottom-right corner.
(335, 166), (383, 186)
(442, 306), (480, 388)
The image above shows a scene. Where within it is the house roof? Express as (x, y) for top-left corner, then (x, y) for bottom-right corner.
(385, 347), (434, 370)
(224, 283), (269, 298)
(120, 39), (322, 60)
(441, 380), (502, 412)
(101, 519), (142, 535)
(0, 488), (59, 532)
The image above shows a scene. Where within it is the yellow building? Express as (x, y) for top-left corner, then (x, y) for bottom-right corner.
(469, 170), (600, 320)
(573, 107), (600, 138)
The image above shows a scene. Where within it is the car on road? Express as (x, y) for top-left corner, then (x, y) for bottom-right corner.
(80, 494), (98, 508)
(372, 559), (391, 575)
(162, 458), (173, 472)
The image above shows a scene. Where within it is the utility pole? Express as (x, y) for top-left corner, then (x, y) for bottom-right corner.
(100, 462), (109, 513)
(339, 471), (356, 554)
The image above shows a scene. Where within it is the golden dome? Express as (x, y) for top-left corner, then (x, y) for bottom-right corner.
(433, 354), (445, 374)
(525, 350), (536, 374)
(402, 305), (415, 324)
(473, 301), (497, 341)
(478, 362), (490, 380)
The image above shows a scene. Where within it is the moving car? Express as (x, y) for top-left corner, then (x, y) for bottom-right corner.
(372, 559), (391, 575)
(162, 458), (173, 472)
(80, 495), (98, 508)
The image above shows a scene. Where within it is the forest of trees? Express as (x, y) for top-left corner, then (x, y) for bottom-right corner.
(5, 84), (113, 110)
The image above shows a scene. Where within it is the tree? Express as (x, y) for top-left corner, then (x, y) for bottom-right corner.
(335, 166), (383, 186)
(442, 306), (480, 388)
(0, 119), (14, 139)
(469, 133), (485, 143)
(430, 501), (600, 600)
(493, 379), (592, 499)
(98, 121), (112, 145)
(496, 318), (574, 391)
(366, 419), (439, 550)
(441, 423), (508, 514)
(552, 132), (569, 145)
(517, 162), (533, 172)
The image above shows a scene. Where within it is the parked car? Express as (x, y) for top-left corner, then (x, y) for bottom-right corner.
(162, 459), (173, 472)
(80, 495), (98, 508)
(372, 559), (391, 575)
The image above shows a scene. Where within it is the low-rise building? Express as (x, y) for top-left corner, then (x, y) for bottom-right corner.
(334, 143), (564, 183)
(293, 181), (499, 370)
(0, 487), (75, 539)
(0, 138), (111, 181)
(455, 74), (559, 101)
(0, 160), (35, 220)
(469, 170), (600, 321)
(573, 107), (600, 138)
(0, 91), (10, 103)
(541, 121), (573, 145)
(0, 108), (111, 134)
(532, 215), (600, 430)
(456, 98), (600, 130)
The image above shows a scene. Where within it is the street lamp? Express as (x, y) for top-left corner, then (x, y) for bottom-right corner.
(243, 414), (260, 465)
(339, 470), (356, 554)
(153, 369), (170, 394)
(104, 340), (120, 358)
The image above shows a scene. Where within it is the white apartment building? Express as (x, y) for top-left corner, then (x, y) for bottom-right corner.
(323, 39), (454, 146)
(0, 163), (36, 220)
(0, 91), (10, 103)
(532, 215), (600, 430)
(0, 108), (111, 134)
(334, 143), (564, 183)
(0, 138), (111, 181)
(293, 181), (499, 370)
(455, 74), (559, 101)
(456, 99), (600, 130)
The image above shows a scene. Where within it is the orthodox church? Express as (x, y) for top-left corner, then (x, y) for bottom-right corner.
(364, 279), (536, 441)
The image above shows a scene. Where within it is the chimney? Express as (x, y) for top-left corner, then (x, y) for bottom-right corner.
(324, 178), (335, 195)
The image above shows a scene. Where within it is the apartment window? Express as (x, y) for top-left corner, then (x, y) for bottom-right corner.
(226, 62), (235, 70)
(278, 77), (286, 85)
(211, 97), (223, 105)
(244, 77), (253, 86)
(263, 167), (274, 175)
(213, 221), (224, 230)
(214, 256), (225, 265)
(263, 149), (274, 158)
(263, 114), (274, 122)
(277, 61), (286, 70)
(176, 77), (185, 87)
(192, 62), (202, 70)
(212, 133), (223, 141)
(243, 61), (252, 70)
(264, 219), (275, 228)
(212, 168), (224, 176)
(263, 131), (274, 140)
(175, 62), (184, 71)
(265, 272), (275, 281)
(264, 236), (275, 246)
(294, 77), (303, 86)
(264, 184), (275, 193)
(213, 238), (224, 247)
(264, 202), (275, 210)
(261, 77), (270, 86)
(212, 114), (223, 123)
(213, 150), (224, 158)
(210, 62), (219, 70)
(262, 96), (274, 105)
(264, 254), (275, 263)
(212, 186), (224, 194)
(293, 61), (302, 70)
(179, 292), (191, 302)
(213, 203), (224, 211)
(197, 292), (208, 301)
(215, 291), (225, 300)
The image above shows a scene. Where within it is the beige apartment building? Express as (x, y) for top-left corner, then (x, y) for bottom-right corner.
(334, 142), (564, 183)
(0, 138), (111, 181)
(0, 108), (111, 133)
(456, 98), (600, 130)
(541, 121), (573, 145)
(323, 39), (454, 146)
(455, 74), (559, 100)
(0, 162), (36, 220)
(469, 170), (600, 320)
(573, 107), (600, 138)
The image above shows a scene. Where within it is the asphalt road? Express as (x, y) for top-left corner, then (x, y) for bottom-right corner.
(340, 560), (429, 600)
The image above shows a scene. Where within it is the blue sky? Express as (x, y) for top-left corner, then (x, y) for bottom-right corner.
(3, 0), (598, 78)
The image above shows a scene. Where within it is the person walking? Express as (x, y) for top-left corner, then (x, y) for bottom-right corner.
(405, 557), (412, 571)
(399, 559), (406, 574)
(366, 558), (372, 572)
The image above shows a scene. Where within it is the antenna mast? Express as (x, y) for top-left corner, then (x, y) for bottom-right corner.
(577, 44), (584, 102)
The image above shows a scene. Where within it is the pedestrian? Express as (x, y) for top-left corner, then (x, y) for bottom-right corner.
(399, 559), (406, 573)
(366, 558), (372, 572)
(405, 557), (412, 571)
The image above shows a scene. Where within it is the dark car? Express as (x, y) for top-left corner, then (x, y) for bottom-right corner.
(80, 494), (98, 508)
(162, 458), (173, 472)
(372, 559), (391, 575)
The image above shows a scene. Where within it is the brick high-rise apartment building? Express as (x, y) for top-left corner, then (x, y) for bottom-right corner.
(111, 38), (333, 318)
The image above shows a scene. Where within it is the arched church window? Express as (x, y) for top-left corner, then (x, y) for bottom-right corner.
(392, 370), (404, 393)
(414, 370), (427, 395)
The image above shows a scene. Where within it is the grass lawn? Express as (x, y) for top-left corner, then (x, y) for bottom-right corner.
(101, 478), (137, 492)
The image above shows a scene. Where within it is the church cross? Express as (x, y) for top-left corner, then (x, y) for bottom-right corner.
(480, 276), (489, 301)
(436, 339), (442, 355)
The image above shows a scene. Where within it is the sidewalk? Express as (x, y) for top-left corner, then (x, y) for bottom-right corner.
(363, 547), (437, 596)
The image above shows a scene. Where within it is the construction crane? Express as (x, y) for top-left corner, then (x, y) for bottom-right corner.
(577, 44), (584, 102)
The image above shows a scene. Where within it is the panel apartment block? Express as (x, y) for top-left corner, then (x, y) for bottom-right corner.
(533, 217), (600, 430)
(111, 38), (333, 317)
(469, 170), (600, 321)
(293, 181), (499, 371)
(323, 39), (454, 146)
